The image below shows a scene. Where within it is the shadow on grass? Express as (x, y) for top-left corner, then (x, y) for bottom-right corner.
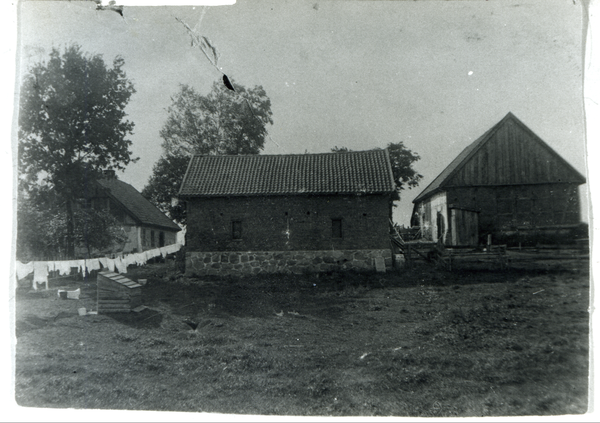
(109, 309), (163, 329)
(133, 263), (588, 322)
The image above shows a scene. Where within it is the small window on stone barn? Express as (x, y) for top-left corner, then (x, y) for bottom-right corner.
(232, 220), (242, 240)
(332, 218), (343, 238)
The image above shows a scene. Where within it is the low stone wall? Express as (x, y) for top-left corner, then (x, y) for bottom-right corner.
(185, 249), (393, 276)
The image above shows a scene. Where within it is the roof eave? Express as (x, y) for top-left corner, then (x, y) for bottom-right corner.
(413, 187), (443, 204)
(177, 155), (196, 197)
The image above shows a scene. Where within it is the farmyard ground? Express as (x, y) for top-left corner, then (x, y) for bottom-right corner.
(13, 258), (589, 416)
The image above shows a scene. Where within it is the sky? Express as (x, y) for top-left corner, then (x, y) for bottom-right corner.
(15, 0), (589, 226)
(4, 2), (599, 420)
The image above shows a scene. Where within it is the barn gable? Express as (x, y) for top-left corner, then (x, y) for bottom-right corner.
(412, 113), (586, 247)
(414, 113), (586, 203)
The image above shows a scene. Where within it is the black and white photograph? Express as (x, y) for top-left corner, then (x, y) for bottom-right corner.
(6, 0), (596, 419)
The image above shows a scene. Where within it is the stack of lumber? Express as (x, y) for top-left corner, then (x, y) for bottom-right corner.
(97, 271), (142, 313)
(445, 246), (509, 270)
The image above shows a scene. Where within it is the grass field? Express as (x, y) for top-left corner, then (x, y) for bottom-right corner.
(13, 258), (590, 416)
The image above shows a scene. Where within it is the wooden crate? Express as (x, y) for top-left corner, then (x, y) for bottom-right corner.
(97, 271), (143, 313)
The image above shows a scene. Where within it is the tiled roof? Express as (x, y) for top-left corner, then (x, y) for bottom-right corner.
(97, 179), (180, 231)
(178, 150), (396, 197)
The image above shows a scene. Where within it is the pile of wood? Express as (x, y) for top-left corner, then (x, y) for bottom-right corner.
(444, 245), (509, 270)
(97, 271), (142, 313)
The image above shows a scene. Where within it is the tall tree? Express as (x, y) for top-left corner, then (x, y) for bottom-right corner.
(331, 142), (422, 199)
(18, 44), (137, 256)
(385, 142), (423, 195)
(144, 80), (273, 225)
(17, 190), (128, 261)
(160, 81), (272, 156)
(142, 155), (190, 225)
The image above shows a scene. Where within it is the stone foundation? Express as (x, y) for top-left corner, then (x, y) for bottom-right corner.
(185, 249), (393, 276)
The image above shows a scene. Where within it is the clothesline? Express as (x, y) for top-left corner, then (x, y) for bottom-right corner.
(16, 243), (182, 290)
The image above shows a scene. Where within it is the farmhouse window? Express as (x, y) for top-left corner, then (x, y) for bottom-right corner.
(159, 231), (165, 247)
(232, 220), (242, 240)
(151, 230), (155, 247)
(332, 218), (343, 238)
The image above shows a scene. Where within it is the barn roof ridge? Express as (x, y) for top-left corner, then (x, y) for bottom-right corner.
(178, 148), (396, 197)
(186, 148), (386, 159)
(413, 113), (586, 203)
(96, 178), (181, 231)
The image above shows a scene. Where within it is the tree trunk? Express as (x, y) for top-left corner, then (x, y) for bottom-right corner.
(66, 198), (75, 258)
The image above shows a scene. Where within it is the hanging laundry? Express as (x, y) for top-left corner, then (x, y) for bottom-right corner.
(123, 254), (136, 267)
(76, 260), (86, 274)
(56, 261), (72, 276)
(137, 252), (148, 266)
(159, 247), (168, 258)
(33, 262), (49, 290)
(114, 257), (127, 274)
(99, 257), (109, 269)
(87, 258), (101, 272)
(168, 243), (181, 254)
(16, 261), (34, 280)
(106, 258), (116, 272)
(142, 250), (152, 262)
(148, 248), (161, 260)
(129, 253), (141, 266)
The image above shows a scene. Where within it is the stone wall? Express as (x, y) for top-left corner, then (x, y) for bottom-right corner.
(185, 249), (393, 276)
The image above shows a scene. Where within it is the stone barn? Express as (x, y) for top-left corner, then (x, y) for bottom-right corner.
(179, 150), (397, 276)
(412, 113), (586, 247)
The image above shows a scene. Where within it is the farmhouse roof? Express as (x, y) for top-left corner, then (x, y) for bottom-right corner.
(178, 149), (396, 197)
(96, 178), (181, 231)
(413, 112), (586, 203)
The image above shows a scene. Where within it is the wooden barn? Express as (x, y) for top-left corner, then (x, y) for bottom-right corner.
(412, 113), (586, 247)
(178, 150), (397, 276)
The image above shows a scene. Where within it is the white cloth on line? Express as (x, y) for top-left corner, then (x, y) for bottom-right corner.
(123, 254), (136, 267)
(98, 257), (109, 269)
(33, 262), (49, 290)
(16, 261), (34, 280)
(87, 258), (101, 272)
(76, 260), (86, 274)
(106, 258), (116, 272)
(115, 257), (127, 274)
(56, 261), (72, 276)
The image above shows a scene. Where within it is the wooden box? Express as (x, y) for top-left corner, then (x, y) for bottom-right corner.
(97, 271), (143, 313)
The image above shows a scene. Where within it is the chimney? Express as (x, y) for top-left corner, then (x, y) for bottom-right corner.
(103, 169), (116, 179)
